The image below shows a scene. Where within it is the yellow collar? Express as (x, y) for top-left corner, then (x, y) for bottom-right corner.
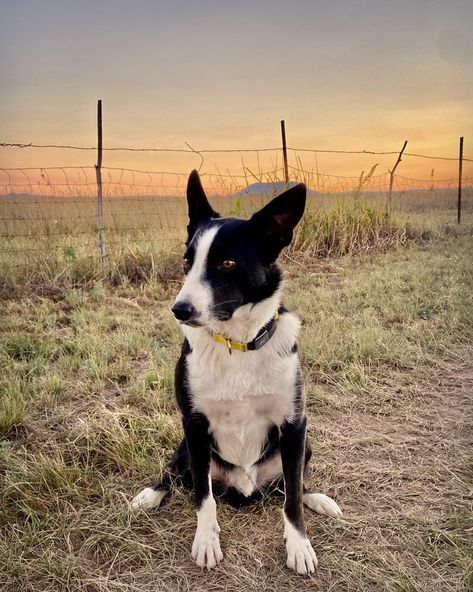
(209, 311), (279, 354)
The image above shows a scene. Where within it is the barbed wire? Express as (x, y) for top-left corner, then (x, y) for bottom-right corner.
(289, 147), (472, 162)
(1, 141), (471, 162)
(289, 147), (399, 156)
(404, 152), (472, 162)
(0, 142), (280, 153)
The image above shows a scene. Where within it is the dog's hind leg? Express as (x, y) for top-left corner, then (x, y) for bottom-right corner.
(131, 439), (189, 510)
(301, 436), (343, 517)
(302, 492), (342, 517)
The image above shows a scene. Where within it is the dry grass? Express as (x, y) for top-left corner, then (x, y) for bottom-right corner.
(1, 227), (472, 591)
(1, 186), (472, 292)
(291, 201), (408, 257)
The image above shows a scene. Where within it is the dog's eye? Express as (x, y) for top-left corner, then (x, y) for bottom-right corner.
(183, 257), (191, 272)
(221, 259), (236, 270)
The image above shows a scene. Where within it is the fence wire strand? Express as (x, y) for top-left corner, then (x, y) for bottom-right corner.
(1, 140), (471, 262)
(2, 141), (472, 162)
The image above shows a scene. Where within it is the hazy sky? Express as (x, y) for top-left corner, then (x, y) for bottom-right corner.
(1, 0), (472, 179)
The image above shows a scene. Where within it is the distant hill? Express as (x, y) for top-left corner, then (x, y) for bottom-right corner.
(233, 181), (317, 199)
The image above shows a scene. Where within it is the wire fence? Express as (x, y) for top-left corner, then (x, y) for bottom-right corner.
(1, 136), (472, 269)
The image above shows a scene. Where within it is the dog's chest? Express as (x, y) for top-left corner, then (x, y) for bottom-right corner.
(185, 333), (299, 468)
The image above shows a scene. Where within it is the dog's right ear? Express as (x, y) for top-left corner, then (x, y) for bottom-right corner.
(186, 170), (219, 243)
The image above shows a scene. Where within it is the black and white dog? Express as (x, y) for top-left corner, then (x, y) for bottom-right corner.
(132, 170), (341, 575)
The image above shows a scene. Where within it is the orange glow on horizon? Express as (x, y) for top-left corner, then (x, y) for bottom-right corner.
(0, 139), (471, 199)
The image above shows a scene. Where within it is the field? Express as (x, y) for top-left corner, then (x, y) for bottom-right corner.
(0, 197), (472, 591)
(1, 186), (471, 285)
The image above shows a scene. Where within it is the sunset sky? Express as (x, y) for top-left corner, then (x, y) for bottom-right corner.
(1, 0), (472, 188)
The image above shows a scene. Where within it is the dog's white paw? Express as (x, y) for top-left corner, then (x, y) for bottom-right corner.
(285, 528), (318, 575)
(191, 523), (223, 570)
(131, 487), (167, 510)
(303, 493), (343, 517)
(284, 517), (317, 575)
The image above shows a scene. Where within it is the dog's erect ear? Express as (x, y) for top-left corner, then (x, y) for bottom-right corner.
(249, 183), (306, 263)
(186, 170), (219, 242)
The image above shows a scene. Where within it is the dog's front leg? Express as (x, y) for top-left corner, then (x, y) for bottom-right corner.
(183, 412), (223, 569)
(280, 416), (317, 575)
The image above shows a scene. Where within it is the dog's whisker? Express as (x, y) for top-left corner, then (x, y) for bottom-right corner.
(212, 299), (240, 309)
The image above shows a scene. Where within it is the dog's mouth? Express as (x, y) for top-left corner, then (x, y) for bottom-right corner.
(179, 313), (233, 329)
(179, 319), (204, 328)
(176, 307), (239, 328)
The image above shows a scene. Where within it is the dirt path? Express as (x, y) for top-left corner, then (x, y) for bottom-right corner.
(154, 353), (473, 592)
(302, 356), (473, 591)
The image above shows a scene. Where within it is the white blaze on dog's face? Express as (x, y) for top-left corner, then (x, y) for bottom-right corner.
(171, 170), (306, 329)
(172, 225), (219, 327)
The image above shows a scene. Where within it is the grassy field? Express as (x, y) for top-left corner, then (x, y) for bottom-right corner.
(1, 186), (471, 291)
(0, 221), (472, 591)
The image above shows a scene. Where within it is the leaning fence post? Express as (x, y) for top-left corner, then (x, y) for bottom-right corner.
(387, 140), (408, 214)
(95, 99), (107, 267)
(280, 120), (289, 185)
(457, 136), (464, 224)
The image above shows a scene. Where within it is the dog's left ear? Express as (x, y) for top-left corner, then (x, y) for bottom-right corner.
(186, 170), (220, 243)
(250, 183), (306, 262)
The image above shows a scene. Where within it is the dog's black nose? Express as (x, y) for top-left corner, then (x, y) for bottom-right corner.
(172, 301), (195, 321)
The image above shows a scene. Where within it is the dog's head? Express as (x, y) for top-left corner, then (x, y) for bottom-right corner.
(172, 170), (306, 328)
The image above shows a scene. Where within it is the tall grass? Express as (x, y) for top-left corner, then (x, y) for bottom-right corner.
(291, 165), (410, 257)
(292, 201), (408, 257)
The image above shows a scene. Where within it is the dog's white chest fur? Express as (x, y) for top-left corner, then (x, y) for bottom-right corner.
(183, 312), (301, 470)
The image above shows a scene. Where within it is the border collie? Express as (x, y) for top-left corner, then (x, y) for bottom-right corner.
(132, 170), (342, 575)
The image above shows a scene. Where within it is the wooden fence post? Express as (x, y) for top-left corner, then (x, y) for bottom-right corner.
(95, 99), (107, 266)
(280, 120), (289, 185)
(457, 136), (464, 224)
(387, 140), (408, 214)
